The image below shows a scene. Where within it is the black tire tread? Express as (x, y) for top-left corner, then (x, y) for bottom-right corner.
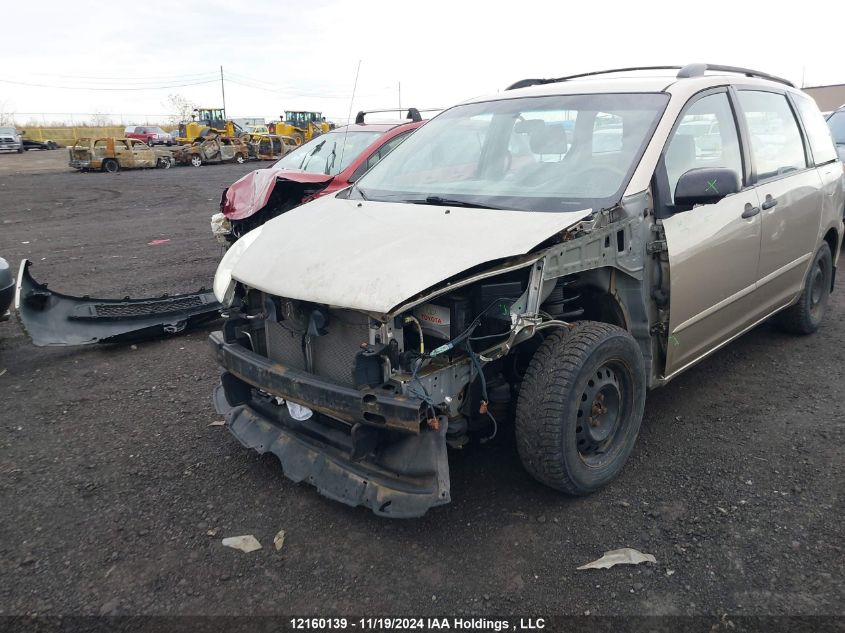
(774, 243), (832, 335)
(515, 321), (642, 495)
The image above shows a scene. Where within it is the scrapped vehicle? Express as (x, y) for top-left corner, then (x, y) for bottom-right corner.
(213, 109), (427, 243)
(68, 138), (174, 172)
(248, 134), (290, 161)
(124, 126), (174, 146)
(22, 137), (59, 150)
(174, 133), (248, 167)
(826, 106), (845, 163)
(0, 258), (12, 323)
(14, 260), (221, 346)
(210, 64), (843, 518)
(0, 126), (23, 153)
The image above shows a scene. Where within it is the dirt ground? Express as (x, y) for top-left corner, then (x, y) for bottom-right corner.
(0, 149), (843, 618)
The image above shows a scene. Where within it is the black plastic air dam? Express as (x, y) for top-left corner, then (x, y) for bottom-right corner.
(15, 260), (221, 346)
(213, 384), (451, 518)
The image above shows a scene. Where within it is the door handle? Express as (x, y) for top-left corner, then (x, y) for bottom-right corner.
(741, 203), (760, 219)
(761, 195), (778, 210)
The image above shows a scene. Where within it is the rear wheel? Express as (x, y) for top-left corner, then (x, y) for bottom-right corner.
(190, 154), (203, 167)
(102, 158), (119, 173)
(515, 322), (646, 495)
(774, 242), (833, 335)
(157, 157), (172, 169)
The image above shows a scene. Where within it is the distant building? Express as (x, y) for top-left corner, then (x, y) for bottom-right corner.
(803, 84), (845, 113)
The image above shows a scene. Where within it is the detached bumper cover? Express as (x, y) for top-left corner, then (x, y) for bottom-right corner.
(211, 332), (451, 518)
(15, 259), (221, 346)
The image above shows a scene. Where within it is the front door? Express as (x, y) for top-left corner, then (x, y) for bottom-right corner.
(660, 91), (762, 377)
(130, 141), (155, 168)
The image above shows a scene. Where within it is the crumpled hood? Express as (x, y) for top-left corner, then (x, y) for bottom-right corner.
(231, 195), (591, 314)
(223, 168), (334, 220)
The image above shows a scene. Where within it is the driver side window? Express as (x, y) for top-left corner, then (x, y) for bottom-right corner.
(664, 93), (743, 204)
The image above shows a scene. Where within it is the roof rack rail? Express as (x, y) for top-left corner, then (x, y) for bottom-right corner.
(354, 108), (441, 125)
(676, 63), (794, 87)
(506, 63), (795, 91)
(506, 66), (683, 91)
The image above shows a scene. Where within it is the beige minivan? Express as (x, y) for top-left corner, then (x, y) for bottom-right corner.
(210, 64), (843, 517)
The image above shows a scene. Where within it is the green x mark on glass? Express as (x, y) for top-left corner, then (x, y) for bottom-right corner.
(705, 179), (719, 194)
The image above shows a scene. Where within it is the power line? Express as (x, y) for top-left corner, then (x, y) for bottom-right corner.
(0, 77), (220, 91)
(24, 70), (219, 82)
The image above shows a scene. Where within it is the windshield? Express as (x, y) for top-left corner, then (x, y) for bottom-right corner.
(827, 111), (845, 144)
(273, 130), (383, 176)
(0, 127), (16, 135)
(354, 93), (669, 211)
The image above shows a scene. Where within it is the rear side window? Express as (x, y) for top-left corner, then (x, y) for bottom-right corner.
(792, 94), (838, 165)
(737, 91), (807, 180)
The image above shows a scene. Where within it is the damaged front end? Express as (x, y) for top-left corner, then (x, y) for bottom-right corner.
(15, 260), (222, 346)
(208, 183), (654, 517)
(216, 169), (333, 245)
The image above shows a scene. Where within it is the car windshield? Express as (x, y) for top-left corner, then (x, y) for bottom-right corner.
(827, 111), (845, 144)
(0, 127), (16, 135)
(353, 93), (669, 212)
(273, 130), (383, 176)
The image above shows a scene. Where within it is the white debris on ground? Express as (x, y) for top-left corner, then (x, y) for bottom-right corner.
(222, 535), (262, 553)
(576, 548), (657, 571)
(274, 529), (286, 551)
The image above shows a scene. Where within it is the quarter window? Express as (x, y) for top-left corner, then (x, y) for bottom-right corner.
(664, 92), (743, 203)
(792, 93), (837, 165)
(737, 91), (807, 180)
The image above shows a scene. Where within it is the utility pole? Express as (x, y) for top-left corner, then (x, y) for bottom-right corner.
(220, 65), (227, 119)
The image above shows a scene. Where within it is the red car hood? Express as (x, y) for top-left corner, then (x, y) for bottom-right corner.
(222, 169), (334, 220)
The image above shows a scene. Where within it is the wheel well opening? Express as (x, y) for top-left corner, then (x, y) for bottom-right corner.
(540, 272), (628, 331)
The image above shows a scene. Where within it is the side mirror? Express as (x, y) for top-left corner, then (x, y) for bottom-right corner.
(674, 167), (740, 208)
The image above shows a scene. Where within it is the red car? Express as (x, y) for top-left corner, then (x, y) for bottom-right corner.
(216, 109), (427, 242)
(123, 126), (174, 146)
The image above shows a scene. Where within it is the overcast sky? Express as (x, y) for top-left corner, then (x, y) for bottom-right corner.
(1, 0), (843, 126)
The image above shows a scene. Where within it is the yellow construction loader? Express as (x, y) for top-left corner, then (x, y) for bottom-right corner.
(175, 108), (242, 143)
(268, 111), (332, 146)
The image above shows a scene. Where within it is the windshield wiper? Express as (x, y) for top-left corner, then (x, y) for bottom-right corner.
(324, 141), (337, 175)
(405, 196), (505, 210)
(298, 139), (325, 171)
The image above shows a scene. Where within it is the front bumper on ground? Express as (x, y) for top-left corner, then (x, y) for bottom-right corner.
(211, 331), (451, 518)
(69, 159), (91, 170)
(15, 259), (222, 345)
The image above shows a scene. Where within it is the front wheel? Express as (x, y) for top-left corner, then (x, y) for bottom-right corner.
(235, 153), (245, 164)
(190, 154), (203, 167)
(774, 242), (833, 335)
(515, 322), (646, 495)
(102, 158), (119, 173)
(157, 157), (172, 169)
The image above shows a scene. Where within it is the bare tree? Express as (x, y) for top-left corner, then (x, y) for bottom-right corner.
(0, 100), (16, 126)
(165, 93), (197, 125)
(89, 112), (112, 127)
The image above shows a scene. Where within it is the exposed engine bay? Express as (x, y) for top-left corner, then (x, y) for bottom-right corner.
(212, 193), (664, 517)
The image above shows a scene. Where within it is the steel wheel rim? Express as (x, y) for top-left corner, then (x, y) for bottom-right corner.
(576, 361), (626, 463)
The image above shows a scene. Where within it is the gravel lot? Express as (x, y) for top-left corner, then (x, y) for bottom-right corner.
(0, 150), (843, 618)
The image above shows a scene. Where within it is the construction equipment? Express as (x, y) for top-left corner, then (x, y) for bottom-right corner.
(268, 111), (332, 146)
(175, 107), (243, 144)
